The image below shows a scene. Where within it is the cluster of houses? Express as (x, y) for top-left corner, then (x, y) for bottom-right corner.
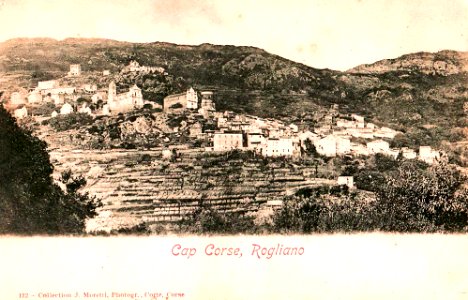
(162, 88), (444, 165)
(6, 62), (163, 119)
(121, 60), (166, 74)
(5, 61), (444, 166)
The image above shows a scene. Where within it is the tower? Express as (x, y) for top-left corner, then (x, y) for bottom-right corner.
(129, 84), (143, 107)
(186, 87), (198, 109)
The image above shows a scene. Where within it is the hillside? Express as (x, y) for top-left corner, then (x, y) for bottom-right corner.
(348, 50), (468, 75)
(0, 38), (467, 157)
(0, 37), (337, 91)
(1, 38), (467, 233)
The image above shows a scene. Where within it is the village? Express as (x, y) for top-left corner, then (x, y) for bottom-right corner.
(3, 60), (445, 191)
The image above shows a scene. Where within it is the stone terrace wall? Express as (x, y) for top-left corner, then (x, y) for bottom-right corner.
(49, 148), (334, 232)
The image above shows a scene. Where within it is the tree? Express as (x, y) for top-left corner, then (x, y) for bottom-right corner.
(169, 103), (183, 109)
(273, 196), (323, 233)
(374, 161), (468, 232)
(49, 112), (93, 131)
(303, 138), (319, 157)
(0, 104), (100, 234)
(390, 133), (410, 148)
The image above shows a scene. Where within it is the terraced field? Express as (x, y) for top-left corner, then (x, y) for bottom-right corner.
(48, 148), (334, 232)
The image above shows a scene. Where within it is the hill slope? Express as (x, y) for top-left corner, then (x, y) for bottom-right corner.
(0, 38), (467, 157)
(348, 50), (468, 75)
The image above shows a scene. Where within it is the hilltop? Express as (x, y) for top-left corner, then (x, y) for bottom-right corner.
(348, 50), (468, 75)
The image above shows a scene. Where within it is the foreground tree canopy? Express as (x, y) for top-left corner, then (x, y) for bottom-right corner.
(0, 104), (100, 234)
(274, 160), (468, 233)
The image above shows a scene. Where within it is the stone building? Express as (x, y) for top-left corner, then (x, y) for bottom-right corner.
(163, 87), (198, 112)
(315, 135), (351, 157)
(38, 80), (58, 90)
(289, 123), (299, 133)
(374, 127), (398, 139)
(107, 82), (144, 114)
(419, 146), (440, 164)
(315, 136), (337, 156)
(27, 90), (43, 104)
(82, 84), (97, 93)
(78, 103), (93, 115)
(351, 114), (365, 123)
(189, 123), (203, 137)
(263, 138), (297, 157)
(350, 143), (370, 156)
(50, 94), (65, 105)
(401, 148), (417, 159)
(298, 130), (319, 143)
(367, 140), (390, 154)
(102, 104), (110, 116)
(198, 91), (216, 118)
(246, 132), (266, 152)
(336, 137), (351, 155)
(10, 92), (26, 106)
(60, 103), (73, 115)
(213, 132), (243, 151)
(123, 60), (165, 74)
(69, 64), (81, 76)
(91, 92), (106, 103)
(14, 106), (28, 119)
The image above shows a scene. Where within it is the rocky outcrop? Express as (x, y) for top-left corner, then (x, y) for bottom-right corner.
(349, 51), (468, 76)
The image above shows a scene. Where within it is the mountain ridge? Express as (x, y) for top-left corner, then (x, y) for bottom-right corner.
(3, 37), (467, 74)
(348, 50), (468, 75)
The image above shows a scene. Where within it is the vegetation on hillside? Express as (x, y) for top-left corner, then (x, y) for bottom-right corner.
(0, 104), (101, 234)
(272, 160), (468, 233)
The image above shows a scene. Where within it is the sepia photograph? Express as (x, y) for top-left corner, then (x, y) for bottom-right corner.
(0, 0), (467, 299)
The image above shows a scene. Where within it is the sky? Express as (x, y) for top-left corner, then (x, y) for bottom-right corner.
(0, 0), (467, 70)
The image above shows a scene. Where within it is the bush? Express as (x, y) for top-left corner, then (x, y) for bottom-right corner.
(49, 113), (93, 131)
(143, 103), (153, 110)
(272, 160), (468, 233)
(374, 162), (468, 232)
(273, 197), (323, 233)
(169, 103), (183, 109)
(29, 103), (56, 116)
(178, 207), (256, 234)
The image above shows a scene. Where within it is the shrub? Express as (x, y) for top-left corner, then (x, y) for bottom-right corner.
(29, 103), (56, 116)
(49, 113), (93, 131)
(374, 162), (468, 232)
(169, 103), (183, 109)
(273, 197), (323, 233)
(143, 103), (153, 110)
(178, 207), (256, 234)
